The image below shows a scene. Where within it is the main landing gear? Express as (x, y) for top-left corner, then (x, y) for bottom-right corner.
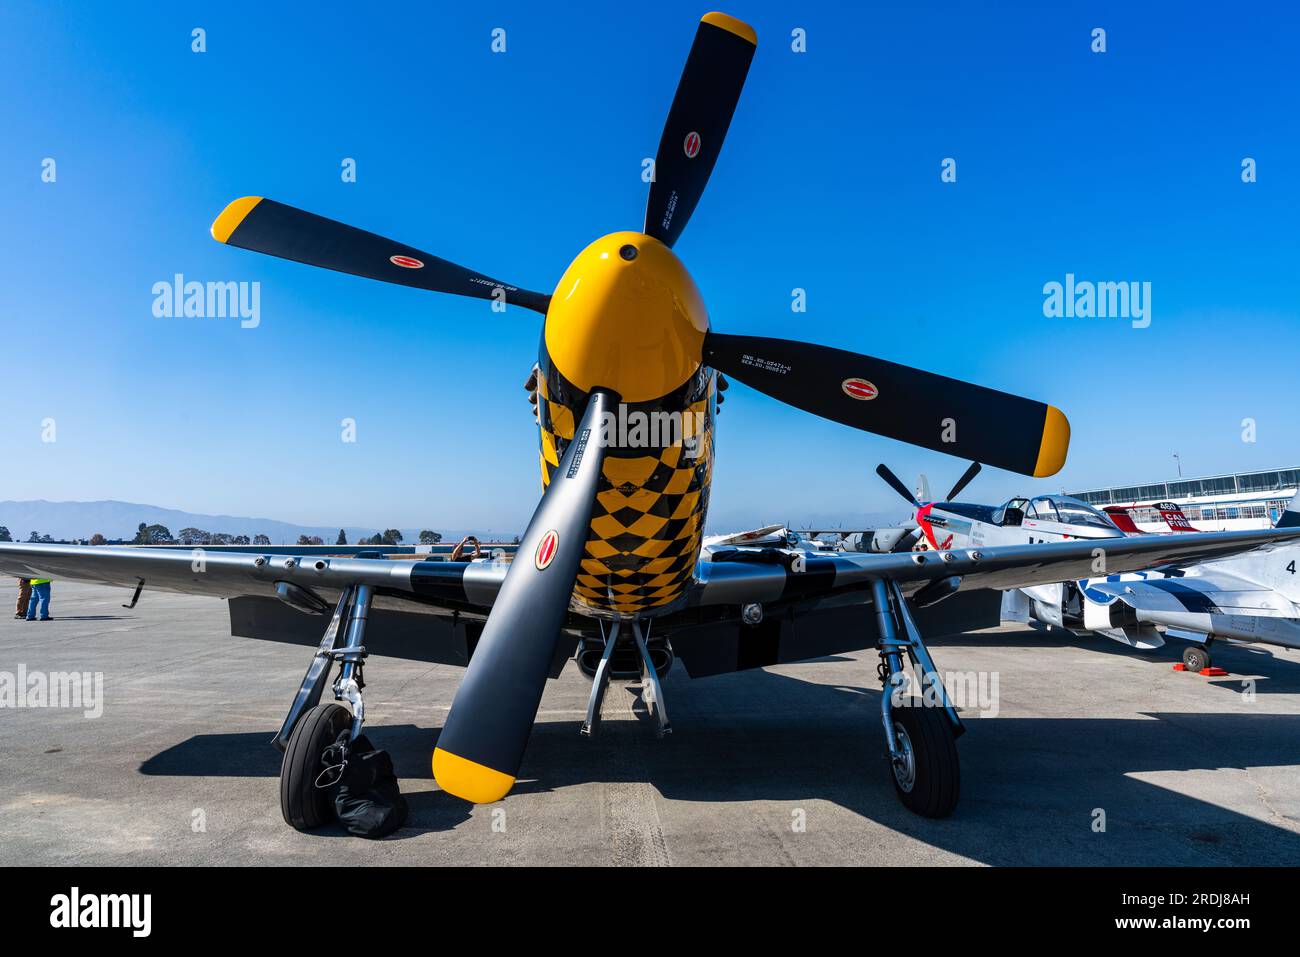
(1181, 641), (1213, 673)
(579, 618), (672, 738)
(871, 578), (963, 818)
(275, 583), (373, 831)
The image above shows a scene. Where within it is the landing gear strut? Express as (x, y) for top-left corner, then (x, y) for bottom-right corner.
(580, 619), (671, 738)
(871, 578), (962, 818)
(276, 583), (373, 831)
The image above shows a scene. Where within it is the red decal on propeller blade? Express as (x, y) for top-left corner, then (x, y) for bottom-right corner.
(535, 529), (559, 570)
(390, 255), (424, 269)
(841, 378), (878, 400)
(683, 131), (701, 158)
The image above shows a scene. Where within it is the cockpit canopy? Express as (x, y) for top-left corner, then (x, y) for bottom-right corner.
(994, 495), (1119, 530)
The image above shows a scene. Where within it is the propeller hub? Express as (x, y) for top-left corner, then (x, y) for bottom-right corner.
(544, 232), (708, 403)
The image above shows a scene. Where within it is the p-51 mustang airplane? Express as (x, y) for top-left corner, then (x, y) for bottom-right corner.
(1077, 504), (1300, 672)
(5, 12), (1299, 826)
(873, 463), (1300, 673)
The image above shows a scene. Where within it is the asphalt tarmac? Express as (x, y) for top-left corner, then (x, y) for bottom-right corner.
(2, 581), (1298, 865)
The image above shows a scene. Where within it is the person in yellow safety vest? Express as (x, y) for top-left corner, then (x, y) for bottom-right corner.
(14, 578), (31, 619)
(26, 578), (52, 621)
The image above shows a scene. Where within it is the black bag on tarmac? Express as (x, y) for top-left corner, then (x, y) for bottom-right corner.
(327, 731), (408, 839)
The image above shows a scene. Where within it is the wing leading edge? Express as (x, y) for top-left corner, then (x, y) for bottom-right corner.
(5, 528), (1300, 615)
(0, 542), (507, 609)
(687, 527), (1300, 607)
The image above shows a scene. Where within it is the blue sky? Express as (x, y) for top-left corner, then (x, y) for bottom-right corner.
(1, 1), (1296, 533)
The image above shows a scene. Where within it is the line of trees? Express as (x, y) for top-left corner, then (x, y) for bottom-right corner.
(124, 523), (270, 545)
(2, 522), (453, 548)
(177, 528), (272, 546)
(0, 526), (115, 545)
(357, 529), (403, 546)
(346, 530), (444, 546)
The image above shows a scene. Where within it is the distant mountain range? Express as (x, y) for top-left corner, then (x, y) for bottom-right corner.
(0, 500), (500, 545)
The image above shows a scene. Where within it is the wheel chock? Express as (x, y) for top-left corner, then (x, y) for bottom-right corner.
(1200, 666), (1229, 677)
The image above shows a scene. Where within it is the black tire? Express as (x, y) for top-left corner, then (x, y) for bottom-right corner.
(575, 644), (601, 679)
(648, 641), (674, 679)
(889, 701), (960, 818)
(1182, 645), (1212, 672)
(280, 702), (351, 831)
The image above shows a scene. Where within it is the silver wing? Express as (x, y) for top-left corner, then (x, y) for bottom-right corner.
(0, 543), (509, 666)
(686, 527), (1300, 605)
(4, 527), (1300, 671)
(0, 542), (501, 604)
(5, 526), (1299, 615)
(663, 527), (1300, 675)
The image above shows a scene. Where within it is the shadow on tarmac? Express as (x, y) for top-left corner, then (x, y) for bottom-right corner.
(139, 640), (1300, 863)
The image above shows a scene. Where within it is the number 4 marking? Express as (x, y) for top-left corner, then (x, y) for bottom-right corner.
(1286, 561), (1296, 575)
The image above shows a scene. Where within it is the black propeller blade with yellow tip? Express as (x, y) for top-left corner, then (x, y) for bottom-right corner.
(210, 196), (551, 313)
(644, 11), (756, 247)
(432, 391), (612, 803)
(703, 332), (1071, 477)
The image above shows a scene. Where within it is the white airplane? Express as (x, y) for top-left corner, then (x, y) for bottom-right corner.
(873, 463), (1300, 672)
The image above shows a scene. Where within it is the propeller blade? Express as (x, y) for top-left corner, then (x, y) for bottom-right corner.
(703, 332), (1070, 477)
(211, 197), (551, 313)
(644, 12), (756, 247)
(876, 464), (919, 508)
(891, 527), (923, 553)
(432, 391), (612, 803)
(945, 462), (982, 501)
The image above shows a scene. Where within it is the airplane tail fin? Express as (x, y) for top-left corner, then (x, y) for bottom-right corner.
(1102, 506), (1142, 534)
(1277, 492), (1300, 529)
(1153, 501), (1199, 533)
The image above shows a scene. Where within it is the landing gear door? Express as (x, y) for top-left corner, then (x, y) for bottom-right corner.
(1022, 582), (1064, 628)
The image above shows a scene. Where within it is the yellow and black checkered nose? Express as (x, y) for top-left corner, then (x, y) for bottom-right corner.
(577, 396), (713, 616)
(538, 373), (714, 617)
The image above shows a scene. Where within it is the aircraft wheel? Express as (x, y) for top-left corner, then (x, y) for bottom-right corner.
(280, 702), (350, 831)
(889, 702), (960, 818)
(1182, 645), (1212, 673)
